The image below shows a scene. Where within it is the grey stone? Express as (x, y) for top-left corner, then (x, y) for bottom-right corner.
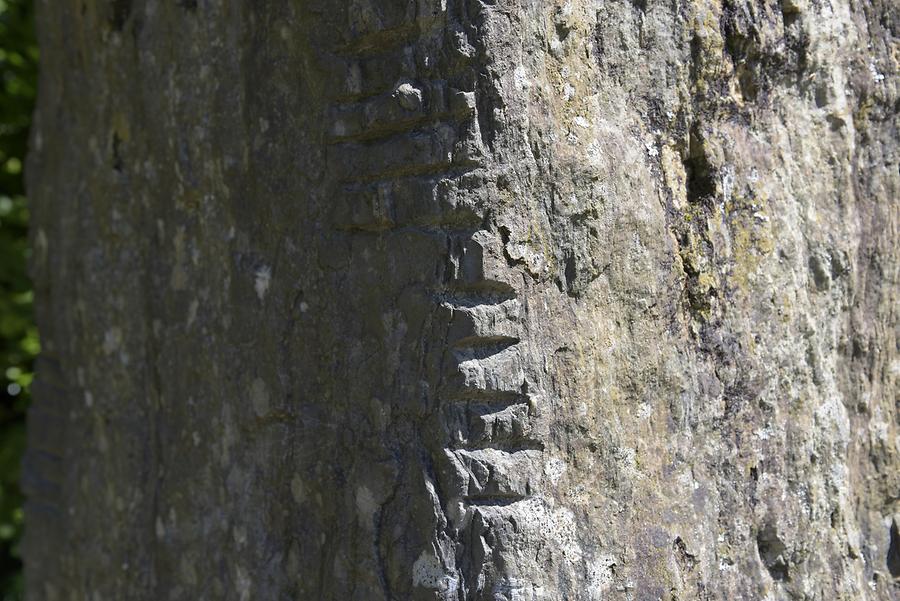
(22, 0), (899, 600)
(394, 82), (424, 111)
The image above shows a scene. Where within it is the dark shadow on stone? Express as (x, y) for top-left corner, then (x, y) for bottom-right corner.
(110, 0), (132, 31)
(887, 517), (900, 579)
(757, 523), (789, 582)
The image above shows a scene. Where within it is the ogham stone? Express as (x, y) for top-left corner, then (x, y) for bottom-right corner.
(23, 0), (899, 600)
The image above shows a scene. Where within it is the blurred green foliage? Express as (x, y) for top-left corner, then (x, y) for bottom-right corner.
(0, 0), (37, 598)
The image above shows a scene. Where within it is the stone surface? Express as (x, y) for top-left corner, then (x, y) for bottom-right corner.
(23, 1), (898, 600)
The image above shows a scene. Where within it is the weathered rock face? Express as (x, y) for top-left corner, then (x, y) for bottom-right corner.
(24, 0), (898, 599)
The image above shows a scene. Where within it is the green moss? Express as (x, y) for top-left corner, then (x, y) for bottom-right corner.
(726, 193), (775, 294)
(677, 225), (717, 321)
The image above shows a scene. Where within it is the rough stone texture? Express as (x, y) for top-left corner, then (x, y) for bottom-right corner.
(23, 1), (898, 600)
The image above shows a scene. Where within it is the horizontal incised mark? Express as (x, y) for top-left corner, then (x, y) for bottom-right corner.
(342, 161), (481, 186)
(462, 493), (528, 507)
(334, 224), (483, 240)
(334, 15), (445, 57)
(21, 471), (61, 502)
(438, 281), (518, 305)
(24, 499), (63, 521)
(328, 86), (476, 144)
(439, 389), (526, 405)
(445, 400), (543, 451)
(451, 334), (519, 351)
(449, 438), (545, 453)
(330, 176), (484, 233)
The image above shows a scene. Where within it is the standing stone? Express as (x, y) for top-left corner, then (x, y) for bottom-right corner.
(24, 1), (898, 600)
